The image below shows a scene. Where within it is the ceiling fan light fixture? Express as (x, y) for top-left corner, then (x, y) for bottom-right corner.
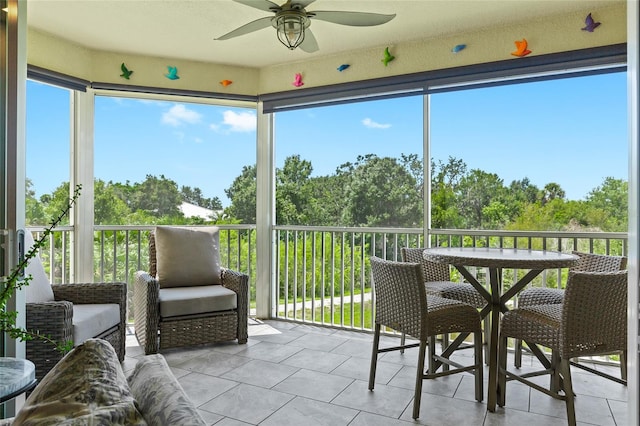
(273, 11), (309, 50)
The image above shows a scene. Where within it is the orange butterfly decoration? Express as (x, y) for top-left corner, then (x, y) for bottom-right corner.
(220, 79), (233, 87)
(511, 39), (531, 57)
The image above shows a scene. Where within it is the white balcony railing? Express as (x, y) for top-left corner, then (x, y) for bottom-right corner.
(25, 225), (627, 365)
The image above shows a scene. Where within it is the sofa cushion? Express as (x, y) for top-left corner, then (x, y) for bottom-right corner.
(128, 354), (206, 426)
(23, 231), (55, 303)
(13, 338), (146, 425)
(72, 304), (120, 345)
(155, 226), (222, 288)
(159, 285), (237, 318)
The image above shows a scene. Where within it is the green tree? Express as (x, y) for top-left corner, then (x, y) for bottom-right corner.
(456, 169), (507, 228)
(225, 165), (257, 223)
(276, 155), (313, 225)
(129, 175), (182, 218)
(341, 154), (421, 227)
(584, 177), (628, 231)
(181, 185), (222, 210)
(94, 179), (132, 225)
(430, 157), (467, 228)
(25, 178), (47, 225)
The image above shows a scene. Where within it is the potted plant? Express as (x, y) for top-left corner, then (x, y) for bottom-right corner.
(0, 185), (81, 353)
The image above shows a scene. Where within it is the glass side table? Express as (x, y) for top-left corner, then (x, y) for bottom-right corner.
(0, 358), (37, 404)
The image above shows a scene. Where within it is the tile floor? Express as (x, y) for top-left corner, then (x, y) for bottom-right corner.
(123, 320), (628, 425)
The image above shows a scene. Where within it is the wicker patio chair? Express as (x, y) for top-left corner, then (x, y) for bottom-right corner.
(400, 247), (488, 360)
(514, 251), (627, 378)
(401, 248), (487, 309)
(494, 270), (627, 426)
(23, 232), (126, 381)
(133, 227), (248, 354)
(368, 256), (483, 419)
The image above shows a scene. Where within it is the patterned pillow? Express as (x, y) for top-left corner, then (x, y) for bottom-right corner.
(127, 354), (206, 426)
(13, 339), (146, 425)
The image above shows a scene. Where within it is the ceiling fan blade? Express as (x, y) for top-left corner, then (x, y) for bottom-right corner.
(233, 0), (281, 13)
(215, 17), (274, 40)
(299, 28), (319, 53)
(310, 11), (396, 26)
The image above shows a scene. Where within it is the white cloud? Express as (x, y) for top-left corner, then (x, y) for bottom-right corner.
(362, 118), (391, 129)
(216, 110), (257, 133)
(162, 104), (202, 126)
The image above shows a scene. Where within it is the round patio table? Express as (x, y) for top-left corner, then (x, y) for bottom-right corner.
(423, 247), (578, 411)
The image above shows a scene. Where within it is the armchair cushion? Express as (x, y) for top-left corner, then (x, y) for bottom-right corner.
(72, 304), (120, 345)
(159, 285), (237, 317)
(155, 226), (222, 288)
(23, 231), (55, 303)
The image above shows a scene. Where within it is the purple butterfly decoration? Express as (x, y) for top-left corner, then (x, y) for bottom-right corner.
(581, 13), (600, 32)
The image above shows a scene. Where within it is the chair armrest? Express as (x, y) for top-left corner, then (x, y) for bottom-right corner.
(26, 301), (73, 342)
(52, 282), (126, 306)
(53, 282), (127, 359)
(221, 268), (249, 343)
(133, 271), (160, 354)
(26, 301), (74, 380)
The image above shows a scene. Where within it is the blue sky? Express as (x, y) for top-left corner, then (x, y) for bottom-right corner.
(26, 71), (627, 206)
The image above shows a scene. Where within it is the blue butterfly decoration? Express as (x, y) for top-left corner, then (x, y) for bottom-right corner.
(452, 44), (466, 53)
(581, 13), (601, 32)
(165, 66), (180, 80)
(337, 64), (350, 72)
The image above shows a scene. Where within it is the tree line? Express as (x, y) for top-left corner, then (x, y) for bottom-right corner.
(27, 154), (628, 233)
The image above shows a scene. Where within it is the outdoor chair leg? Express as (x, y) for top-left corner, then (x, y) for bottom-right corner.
(369, 324), (381, 390)
(621, 350), (627, 381)
(497, 335), (508, 408)
(400, 332), (406, 354)
(474, 330), (484, 402)
(514, 338), (522, 368)
(442, 333), (450, 372)
(550, 350), (561, 393)
(413, 339), (428, 419)
(485, 322), (492, 367)
(428, 335), (437, 374)
(559, 358), (576, 426)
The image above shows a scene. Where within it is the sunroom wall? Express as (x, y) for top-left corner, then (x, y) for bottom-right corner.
(26, 4), (626, 94)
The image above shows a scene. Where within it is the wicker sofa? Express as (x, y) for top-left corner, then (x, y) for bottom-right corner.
(1, 339), (206, 425)
(134, 226), (249, 354)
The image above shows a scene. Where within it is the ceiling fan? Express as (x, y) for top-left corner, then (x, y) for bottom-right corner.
(215, 0), (396, 52)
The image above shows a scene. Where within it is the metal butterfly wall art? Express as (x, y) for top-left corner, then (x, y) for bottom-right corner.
(582, 13), (601, 32)
(292, 73), (304, 87)
(511, 39), (531, 57)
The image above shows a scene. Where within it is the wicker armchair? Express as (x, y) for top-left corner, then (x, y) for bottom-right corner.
(133, 228), (248, 354)
(514, 251), (627, 375)
(368, 256), (483, 419)
(493, 270), (627, 425)
(23, 233), (126, 381)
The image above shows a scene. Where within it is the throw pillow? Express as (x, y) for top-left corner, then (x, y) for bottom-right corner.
(23, 231), (55, 303)
(13, 339), (146, 425)
(128, 354), (206, 426)
(154, 226), (222, 288)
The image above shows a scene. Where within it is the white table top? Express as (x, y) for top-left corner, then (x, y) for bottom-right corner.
(423, 247), (578, 270)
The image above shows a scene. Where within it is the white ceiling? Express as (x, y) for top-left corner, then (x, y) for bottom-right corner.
(26, 0), (620, 69)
